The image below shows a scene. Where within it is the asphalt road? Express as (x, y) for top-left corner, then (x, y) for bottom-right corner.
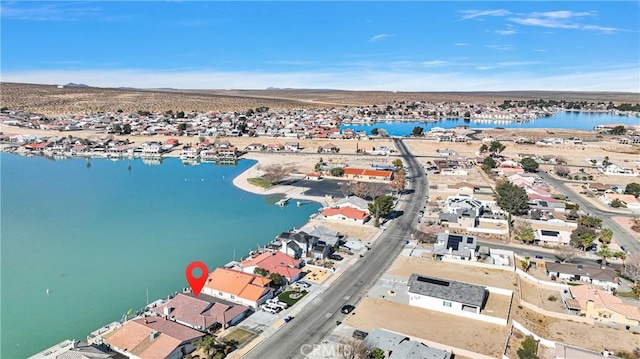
(538, 171), (639, 254)
(243, 138), (427, 359)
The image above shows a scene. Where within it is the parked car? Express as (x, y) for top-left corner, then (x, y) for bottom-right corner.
(341, 304), (355, 314)
(328, 254), (343, 261)
(352, 329), (368, 340)
(261, 304), (281, 314)
(266, 298), (289, 309)
(292, 281), (311, 289)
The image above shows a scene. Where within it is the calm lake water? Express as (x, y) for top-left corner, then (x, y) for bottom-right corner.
(341, 111), (640, 136)
(0, 155), (320, 358)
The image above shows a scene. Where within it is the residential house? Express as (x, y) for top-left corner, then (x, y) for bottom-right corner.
(151, 293), (249, 331)
(332, 196), (370, 212)
(432, 232), (478, 260)
(534, 229), (572, 245)
(321, 207), (370, 224)
(201, 268), (273, 309)
(284, 142), (301, 152)
(239, 251), (303, 283)
(319, 143), (339, 153)
(245, 143), (265, 151)
(305, 225), (343, 247)
(600, 163), (635, 176)
(408, 274), (487, 315)
(569, 285), (640, 327)
(600, 193), (640, 210)
(29, 340), (114, 359)
(444, 195), (485, 217)
(102, 317), (205, 359)
(266, 143), (285, 152)
(588, 183), (612, 193)
(343, 168), (394, 181)
(305, 173), (322, 181)
(555, 343), (619, 359)
(276, 231), (319, 257)
(545, 262), (619, 290)
(446, 182), (480, 196)
(363, 328), (452, 359)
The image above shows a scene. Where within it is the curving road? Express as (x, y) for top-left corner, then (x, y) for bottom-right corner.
(538, 171), (639, 254)
(243, 138), (427, 359)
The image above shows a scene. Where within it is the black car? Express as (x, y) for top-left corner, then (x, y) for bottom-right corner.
(341, 304), (355, 314)
(329, 254), (343, 261)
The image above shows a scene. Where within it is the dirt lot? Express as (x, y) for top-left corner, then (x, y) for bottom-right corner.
(388, 256), (518, 290)
(483, 293), (512, 319)
(519, 278), (566, 313)
(345, 297), (508, 357)
(613, 216), (640, 241)
(506, 328), (555, 359)
(511, 304), (639, 354)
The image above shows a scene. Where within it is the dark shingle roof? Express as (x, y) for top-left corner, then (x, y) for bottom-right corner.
(408, 274), (486, 308)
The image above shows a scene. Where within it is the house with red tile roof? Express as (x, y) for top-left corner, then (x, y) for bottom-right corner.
(321, 206), (370, 224)
(201, 268), (273, 309)
(343, 168), (393, 181)
(151, 293), (249, 331)
(239, 251), (303, 283)
(103, 317), (204, 359)
(569, 285), (640, 327)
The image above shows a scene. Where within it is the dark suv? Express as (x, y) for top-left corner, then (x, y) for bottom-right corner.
(341, 304), (355, 314)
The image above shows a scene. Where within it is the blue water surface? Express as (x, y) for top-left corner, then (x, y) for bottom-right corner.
(341, 112), (640, 136)
(1, 155), (320, 358)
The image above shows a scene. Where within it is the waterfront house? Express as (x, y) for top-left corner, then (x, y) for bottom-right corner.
(201, 268), (273, 309)
(239, 251), (303, 283)
(102, 317), (204, 359)
(408, 274), (487, 316)
(569, 285), (640, 327)
(321, 207), (370, 224)
(331, 196), (370, 212)
(276, 231), (320, 258)
(151, 293), (249, 331)
(29, 340), (114, 359)
(305, 225), (343, 247)
(545, 262), (619, 290)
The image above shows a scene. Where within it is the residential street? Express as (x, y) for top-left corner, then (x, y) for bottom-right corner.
(538, 171), (640, 254)
(242, 138), (427, 359)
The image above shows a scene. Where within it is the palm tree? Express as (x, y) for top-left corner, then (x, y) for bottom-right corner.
(196, 335), (217, 359)
(597, 245), (613, 266)
(579, 231), (595, 251)
(598, 228), (613, 244)
(614, 251), (627, 267)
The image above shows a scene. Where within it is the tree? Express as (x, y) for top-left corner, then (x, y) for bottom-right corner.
(623, 253), (640, 283)
(262, 164), (292, 184)
(196, 335), (217, 359)
(570, 225), (596, 250)
(555, 246), (579, 263)
(254, 267), (268, 277)
(479, 143), (488, 153)
(269, 273), (284, 286)
(520, 157), (539, 172)
(176, 111), (185, 118)
(597, 244), (613, 265)
(625, 182), (640, 198)
(368, 195), (394, 227)
(554, 165), (570, 177)
(614, 251), (627, 266)
(330, 167), (345, 177)
(371, 348), (385, 359)
(411, 126), (424, 136)
(389, 170), (406, 194)
(495, 181), (530, 216)
(339, 338), (374, 359)
(489, 140), (506, 154)
(392, 159), (404, 171)
(482, 157), (497, 173)
(371, 128), (380, 135)
(611, 198), (626, 208)
(517, 336), (539, 359)
(577, 215), (602, 229)
(598, 227), (613, 244)
(122, 123), (131, 134)
(112, 123), (122, 134)
(514, 224), (535, 244)
(177, 123), (187, 132)
(520, 258), (531, 272)
(609, 125), (627, 135)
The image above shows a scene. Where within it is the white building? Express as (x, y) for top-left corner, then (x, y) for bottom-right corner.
(408, 274), (487, 315)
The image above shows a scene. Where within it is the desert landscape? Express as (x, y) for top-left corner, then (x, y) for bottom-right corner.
(2, 82), (639, 117)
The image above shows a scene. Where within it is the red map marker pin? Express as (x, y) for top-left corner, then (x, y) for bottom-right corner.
(185, 261), (208, 297)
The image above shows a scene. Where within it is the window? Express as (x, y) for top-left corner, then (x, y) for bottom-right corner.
(443, 301), (452, 307)
(218, 291), (223, 296)
(231, 295), (235, 299)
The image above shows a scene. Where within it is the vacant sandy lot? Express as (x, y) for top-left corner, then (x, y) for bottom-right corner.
(512, 304), (639, 354)
(483, 293), (512, 319)
(305, 218), (379, 241)
(388, 256), (518, 290)
(519, 279), (566, 313)
(345, 297), (508, 357)
(613, 216), (640, 241)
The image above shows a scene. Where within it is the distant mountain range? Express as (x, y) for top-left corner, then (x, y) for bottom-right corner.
(63, 83), (90, 88)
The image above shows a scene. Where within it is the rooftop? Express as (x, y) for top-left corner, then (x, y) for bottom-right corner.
(408, 273), (486, 308)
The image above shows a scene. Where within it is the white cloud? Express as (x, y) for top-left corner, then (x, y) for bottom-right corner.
(495, 29), (517, 35)
(486, 44), (513, 51)
(2, 67), (638, 92)
(422, 60), (448, 66)
(369, 34), (390, 42)
(459, 9), (511, 20)
(0, 3), (102, 21)
(509, 10), (622, 32)
(454, 43), (469, 46)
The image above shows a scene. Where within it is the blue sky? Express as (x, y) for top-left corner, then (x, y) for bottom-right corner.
(1, 1), (639, 92)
